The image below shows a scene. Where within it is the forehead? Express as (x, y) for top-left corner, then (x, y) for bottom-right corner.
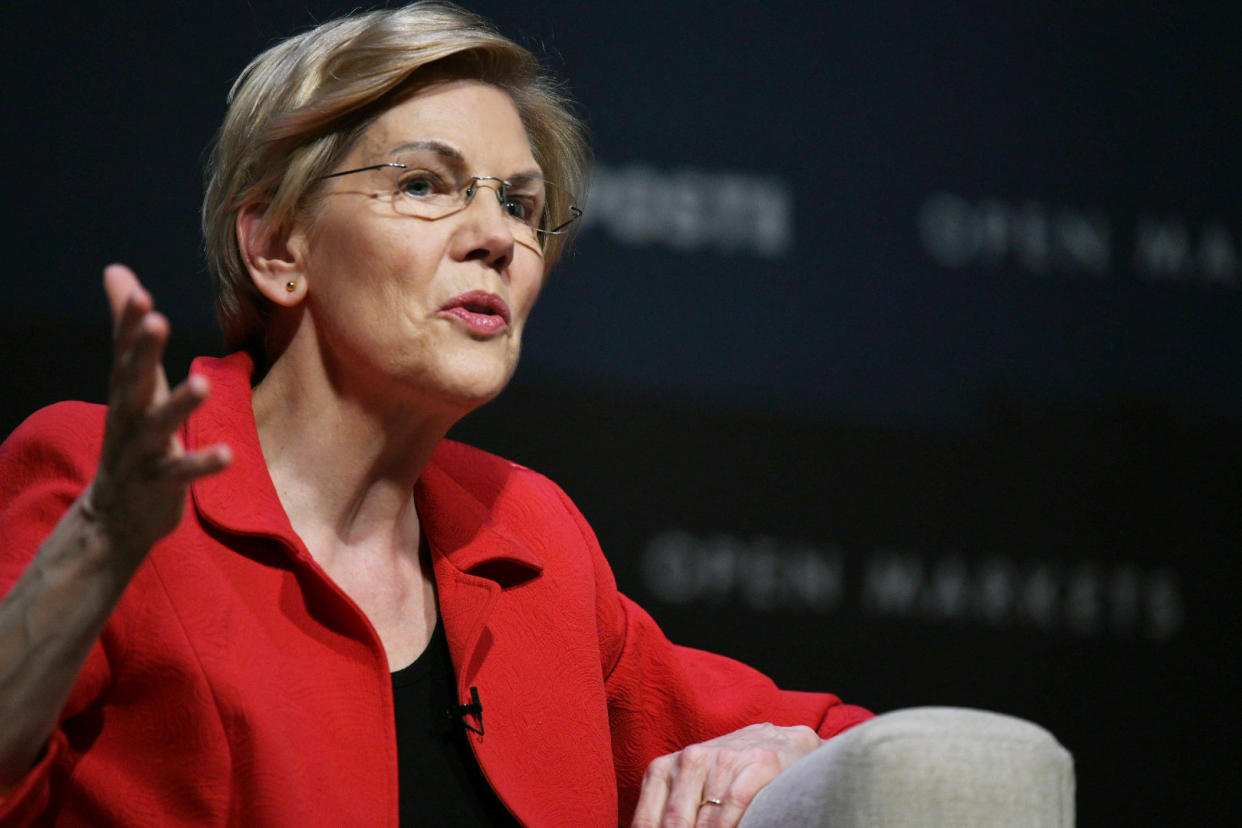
(354, 79), (538, 173)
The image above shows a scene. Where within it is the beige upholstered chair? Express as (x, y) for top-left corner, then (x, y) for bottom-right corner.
(740, 707), (1075, 827)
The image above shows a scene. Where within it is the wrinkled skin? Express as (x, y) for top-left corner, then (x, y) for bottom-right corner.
(631, 722), (823, 828)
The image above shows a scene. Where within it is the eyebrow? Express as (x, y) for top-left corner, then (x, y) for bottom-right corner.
(504, 173), (546, 190)
(389, 140), (543, 182)
(390, 140), (466, 163)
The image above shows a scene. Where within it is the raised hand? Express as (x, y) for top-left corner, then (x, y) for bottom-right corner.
(0, 266), (232, 792)
(81, 264), (231, 560)
(631, 723), (822, 828)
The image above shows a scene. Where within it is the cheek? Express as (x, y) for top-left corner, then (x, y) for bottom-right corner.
(308, 218), (438, 306)
(511, 266), (548, 327)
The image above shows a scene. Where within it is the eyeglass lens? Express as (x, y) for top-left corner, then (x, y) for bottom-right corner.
(379, 150), (573, 237)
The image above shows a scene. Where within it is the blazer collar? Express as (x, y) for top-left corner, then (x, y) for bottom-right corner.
(184, 353), (543, 583)
(415, 456), (544, 583)
(186, 353), (300, 548)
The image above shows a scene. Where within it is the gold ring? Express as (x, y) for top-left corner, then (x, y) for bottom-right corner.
(699, 798), (723, 807)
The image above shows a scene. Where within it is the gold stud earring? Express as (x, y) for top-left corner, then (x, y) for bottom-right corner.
(285, 281), (296, 293)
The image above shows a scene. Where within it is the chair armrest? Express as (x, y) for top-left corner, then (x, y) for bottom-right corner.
(739, 707), (1075, 827)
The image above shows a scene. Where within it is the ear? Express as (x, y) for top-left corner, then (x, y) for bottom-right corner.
(237, 202), (307, 306)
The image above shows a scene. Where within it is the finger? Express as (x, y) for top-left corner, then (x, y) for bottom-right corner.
(699, 759), (780, 828)
(112, 310), (170, 414)
(103, 263), (150, 326)
(166, 443), (233, 483)
(663, 746), (713, 827)
(697, 800), (732, 828)
(104, 265), (154, 358)
(104, 263), (163, 400)
(140, 442), (233, 486)
(630, 757), (673, 828)
(692, 780), (733, 828)
(109, 290), (154, 377)
(692, 780), (730, 828)
(698, 800), (741, 828)
(144, 373), (212, 438)
(694, 784), (746, 828)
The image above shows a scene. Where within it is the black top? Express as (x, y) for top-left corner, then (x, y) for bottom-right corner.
(391, 619), (521, 826)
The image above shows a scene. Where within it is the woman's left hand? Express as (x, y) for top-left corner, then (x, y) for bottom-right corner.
(630, 722), (822, 828)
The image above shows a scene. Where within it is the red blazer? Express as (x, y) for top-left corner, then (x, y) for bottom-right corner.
(0, 353), (870, 827)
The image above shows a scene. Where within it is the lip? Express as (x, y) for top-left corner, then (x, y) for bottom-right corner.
(437, 290), (512, 336)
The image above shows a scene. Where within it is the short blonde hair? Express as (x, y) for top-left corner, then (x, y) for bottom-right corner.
(202, 1), (589, 363)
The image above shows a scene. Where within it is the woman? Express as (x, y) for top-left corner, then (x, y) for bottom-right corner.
(0, 3), (869, 826)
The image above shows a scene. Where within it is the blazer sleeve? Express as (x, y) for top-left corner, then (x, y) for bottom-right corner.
(0, 402), (113, 825)
(548, 484), (873, 824)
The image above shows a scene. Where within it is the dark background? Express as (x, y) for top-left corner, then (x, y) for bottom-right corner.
(4, 1), (1239, 823)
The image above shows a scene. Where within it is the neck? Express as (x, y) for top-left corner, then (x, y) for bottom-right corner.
(251, 346), (461, 567)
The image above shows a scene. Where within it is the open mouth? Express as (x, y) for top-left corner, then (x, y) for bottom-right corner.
(464, 299), (506, 320)
(438, 290), (511, 334)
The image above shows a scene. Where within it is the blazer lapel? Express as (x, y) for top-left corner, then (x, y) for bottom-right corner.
(415, 453), (543, 688)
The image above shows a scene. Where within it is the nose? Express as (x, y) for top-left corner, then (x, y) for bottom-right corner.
(453, 178), (517, 271)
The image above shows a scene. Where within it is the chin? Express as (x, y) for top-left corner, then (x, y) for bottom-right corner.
(416, 362), (517, 416)
(363, 333), (521, 417)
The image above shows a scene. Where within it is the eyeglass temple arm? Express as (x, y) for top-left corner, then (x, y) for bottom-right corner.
(319, 162), (406, 181)
(542, 205), (583, 236)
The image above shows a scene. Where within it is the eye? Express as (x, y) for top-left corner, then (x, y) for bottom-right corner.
(501, 197), (534, 222)
(396, 172), (444, 199)
(502, 192), (546, 226)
